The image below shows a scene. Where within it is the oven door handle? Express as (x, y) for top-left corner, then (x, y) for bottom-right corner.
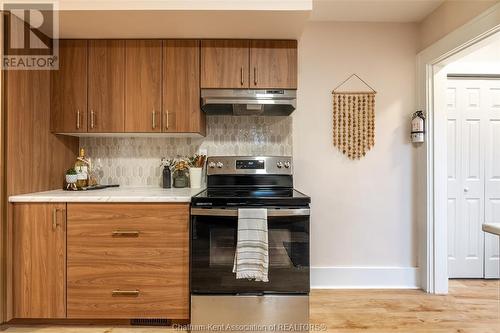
(190, 208), (310, 217)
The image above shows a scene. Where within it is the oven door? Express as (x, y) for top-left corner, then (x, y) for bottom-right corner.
(190, 207), (310, 294)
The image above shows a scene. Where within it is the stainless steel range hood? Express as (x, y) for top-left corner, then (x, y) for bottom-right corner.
(201, 89), (296, 116)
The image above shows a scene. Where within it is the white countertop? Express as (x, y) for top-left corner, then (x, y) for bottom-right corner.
(482, 223), (500, 237)
(8, 186), (204, 203)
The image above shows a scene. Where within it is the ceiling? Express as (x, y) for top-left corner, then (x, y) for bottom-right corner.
(310, 0), (445, 22)
(44, 0), (447, 38)
(56, 10), (310, 39)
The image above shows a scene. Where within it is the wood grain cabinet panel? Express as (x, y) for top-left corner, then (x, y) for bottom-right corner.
(88, 40), (125, 132)
(163, 40), (205, 134)
(12, 203), (66, 318)
(201, 39), (250, 88)
(125, 40), (162, 133)
(67, 203), (189, 319)
(50, 40), (88, 133)
(250, 40), (297, 89)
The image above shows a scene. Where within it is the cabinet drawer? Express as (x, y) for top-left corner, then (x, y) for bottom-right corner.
(67, 203), (189, 319)
(68, 261), (187, 319)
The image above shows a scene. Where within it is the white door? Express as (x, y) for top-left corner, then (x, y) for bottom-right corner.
(447, 78), (500, 279)
(484, 80), (500, 278)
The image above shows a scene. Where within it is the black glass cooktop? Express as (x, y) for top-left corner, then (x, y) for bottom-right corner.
(191, 188), (310, 207)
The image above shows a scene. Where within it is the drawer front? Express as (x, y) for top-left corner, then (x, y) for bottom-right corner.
(67, 203), (189, 319)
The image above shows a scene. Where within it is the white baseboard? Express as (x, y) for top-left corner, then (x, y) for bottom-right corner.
(311, 266), (420, 289)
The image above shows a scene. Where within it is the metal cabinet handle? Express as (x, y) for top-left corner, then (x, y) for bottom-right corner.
(112, 230), (140, 237)
(152, 110), (156, 129)
(165, 110), (169, 130)
(112, 290), (140, 297)
(240, 67), (244, 86)
(76, 109), (80, 129)
(52, 208), (57, 230)
(52, 208), (65, 230)
(90, 110), (95, 129)
(253, 67), (257, 85)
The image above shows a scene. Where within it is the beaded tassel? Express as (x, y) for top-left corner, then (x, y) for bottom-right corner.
(332, 92), (376, 159)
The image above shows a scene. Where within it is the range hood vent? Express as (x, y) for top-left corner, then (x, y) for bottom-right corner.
(201, 89), (296, 116)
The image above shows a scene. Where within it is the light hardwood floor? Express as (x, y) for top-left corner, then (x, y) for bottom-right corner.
(2, 280), (499, 333)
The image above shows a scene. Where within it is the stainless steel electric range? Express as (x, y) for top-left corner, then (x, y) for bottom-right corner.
(190, 156), (310, 332)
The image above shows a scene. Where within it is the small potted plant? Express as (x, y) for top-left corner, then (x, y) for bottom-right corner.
(172, 159), (190, 188)
(65, 168), (78, 191)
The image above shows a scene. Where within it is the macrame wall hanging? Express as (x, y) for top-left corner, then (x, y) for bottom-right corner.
(332, 74), (376, 159)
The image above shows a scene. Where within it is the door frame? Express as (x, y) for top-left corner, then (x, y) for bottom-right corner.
(417, 3), (500, 294)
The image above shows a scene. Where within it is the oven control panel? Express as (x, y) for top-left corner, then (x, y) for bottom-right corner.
(207, 156), (292, 175)
(236, 160), (265, 170)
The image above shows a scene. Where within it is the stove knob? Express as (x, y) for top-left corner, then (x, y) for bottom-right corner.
(208, 162), (216, 169)
(284, 161), (291, 168)
(276, 161), (283, 168)
(216, 162), (224, 169)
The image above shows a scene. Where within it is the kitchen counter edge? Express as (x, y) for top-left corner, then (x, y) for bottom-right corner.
(8, 187), (204, 203)
(482, 223), (500, 237)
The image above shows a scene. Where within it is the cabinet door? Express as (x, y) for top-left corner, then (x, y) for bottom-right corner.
(88, 40), (125, 132)
(125, 40), (162, 132)
(50, 40), (88, 133)
(13, 203), (66, 318)
(163, 40), (205, 134)
(250, 40), (297, 89)
(67, 203), (189, 319)
(201, 40), (249, 88)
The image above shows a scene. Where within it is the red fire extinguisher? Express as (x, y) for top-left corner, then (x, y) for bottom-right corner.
(411, 111), (425, 143)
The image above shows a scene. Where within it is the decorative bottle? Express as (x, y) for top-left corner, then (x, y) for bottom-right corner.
(74, 148), (89, 189)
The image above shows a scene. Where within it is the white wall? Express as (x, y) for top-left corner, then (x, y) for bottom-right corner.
(418, 0), (498, 51)
(294, 22), (419, 288)
(445, 33), (500, 74)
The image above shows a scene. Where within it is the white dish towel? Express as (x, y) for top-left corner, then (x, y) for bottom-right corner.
(232, 208), (269, 282)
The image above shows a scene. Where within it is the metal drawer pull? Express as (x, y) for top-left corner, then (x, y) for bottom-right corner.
(190, 208), (310, 217)
(76, 109), (81, 129)
(112, 230), (140, 237)
(152, 110), (156, 129)
(112, 290), (140, 297)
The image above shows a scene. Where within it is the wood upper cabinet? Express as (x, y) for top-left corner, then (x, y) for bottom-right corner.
(201, 40), (250, 88)
(67, 203), (189, 319)
(163, 40), (205, 134)
(88, 40), (125, 132)
(50, 40), (88, 133)
(13, 203), (66, 318)
(250, 40), (297, 89)
(125, 40), (162, 133)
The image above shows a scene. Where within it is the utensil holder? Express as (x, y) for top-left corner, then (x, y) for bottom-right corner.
(190, 167), (203, 189)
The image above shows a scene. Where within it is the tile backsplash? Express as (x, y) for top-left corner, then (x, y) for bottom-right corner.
(80, 116), (293, 187)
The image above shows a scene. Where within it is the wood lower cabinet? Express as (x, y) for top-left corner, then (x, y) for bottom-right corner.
(250, 40), (297, 89)
(201, 39), (250, 88)
(50, 40), (88, 133)
(12, 203), (66, 318)
(163, 40), (205, 134)
(125, 40), (162, 133)
(88, 40), (125, 133)
(67, 203), (190, 319)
